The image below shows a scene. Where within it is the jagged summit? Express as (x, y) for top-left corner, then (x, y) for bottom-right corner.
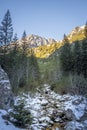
(23, 25), (85, 47)
(70, 25), (85, 35)
(18, 34), (56, 48)
(68, 25), (85, 42)
(32, 25), (86, 58)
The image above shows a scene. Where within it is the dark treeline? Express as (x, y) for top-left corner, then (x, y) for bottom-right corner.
(59, 30), (87, 95)
(60, 22), (87, 78)
(60, 36), (87, 78)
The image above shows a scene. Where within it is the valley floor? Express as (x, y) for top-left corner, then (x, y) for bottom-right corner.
(0, 84), (87, 130)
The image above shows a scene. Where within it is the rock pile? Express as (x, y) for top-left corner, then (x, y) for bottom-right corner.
(15, 84), (87, 130)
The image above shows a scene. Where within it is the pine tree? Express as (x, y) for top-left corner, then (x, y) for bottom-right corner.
(73, 41), (82, 75)
(29, 50), (40, 81)
(12, 33), (19, 53)
(0, 10), (13, 66)
(60, 34), (73, 73)
(0, 9), (13, 45)
(22, 31), (27, 55)
(13, 33), (18, 43)
(0, 28), (3, 46)
(63, 33), (69, 44)
(84, 21), (87, 38)
(9, 101), (32, 128)
(17, 31), (28, 87)
(22, 30), (26, 39)
(81, 39), (87, 78)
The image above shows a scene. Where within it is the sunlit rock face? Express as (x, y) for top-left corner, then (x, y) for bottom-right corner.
(17, 34), (56, 48)
(0, 66), (13, 109)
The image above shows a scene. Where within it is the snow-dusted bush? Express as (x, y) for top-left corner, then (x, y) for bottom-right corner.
(9, 101), (32, 128)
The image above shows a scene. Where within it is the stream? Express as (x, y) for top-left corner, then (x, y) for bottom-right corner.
(15, 84), (87, 130)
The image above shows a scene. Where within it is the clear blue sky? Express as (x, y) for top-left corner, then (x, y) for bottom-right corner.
(0, 0), (87, 40)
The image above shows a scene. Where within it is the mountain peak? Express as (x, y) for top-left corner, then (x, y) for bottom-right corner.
(68, 25), (85, 42)
(71, 25), (85, 34)
(19, 34), (56, 48)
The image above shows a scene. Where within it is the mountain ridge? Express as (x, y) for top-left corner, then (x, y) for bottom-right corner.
(18, 34), (57, 48)
(0, 25), (86, 58)
(32, 25), (86, 58)
(67, 25), (85, 42)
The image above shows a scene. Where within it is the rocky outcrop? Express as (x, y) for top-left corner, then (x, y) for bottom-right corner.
(18, 34), (56, 48)
(27, 34), (49, 47)
(68, 25), (85, 41)
(0, 66), (13, 109)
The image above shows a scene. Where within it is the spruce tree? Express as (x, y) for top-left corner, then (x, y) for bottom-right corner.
(9, 101), (32, 128)
(84, 21), (87, 38)
(22, 30), (26, 39)
(0, 29), (3, 46)
(60, 34), (72, 73)
(73, 41), (82, 75)
(82, 39), (87, 78)
(13, 33), (18, 43)
(29, 50), (40, 81)
(0, 10), (13, 68)
(18, 31), (28, 87)
(63, 34), (69, 44)
(12, 33), (19, 53)
(22, 31), (27, 55)
(0, 9), (13, 45)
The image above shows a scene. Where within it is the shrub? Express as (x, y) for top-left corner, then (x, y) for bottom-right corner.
(9, 101), (32, 128)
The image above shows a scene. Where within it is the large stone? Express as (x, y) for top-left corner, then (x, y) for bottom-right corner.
(0, 66), (13, 109)
(64, 109), (76, 121)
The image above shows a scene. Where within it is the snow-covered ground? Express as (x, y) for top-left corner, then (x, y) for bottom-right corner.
(0, 84), (87, 130)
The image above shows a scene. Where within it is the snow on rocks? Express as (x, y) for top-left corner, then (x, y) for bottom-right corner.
(14, 84), (87, 130)
(41, 99), (48, 106)
(64, 96), (87, 120)
(64, 121), (84, 130)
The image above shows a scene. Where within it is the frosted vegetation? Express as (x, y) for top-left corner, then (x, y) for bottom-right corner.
(0, 84), (87, 130)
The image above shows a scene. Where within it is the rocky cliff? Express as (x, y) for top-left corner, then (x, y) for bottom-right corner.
(18, 34), (56, 48)
(67, 25), (85, 42)
(0, 66), (13, 109)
